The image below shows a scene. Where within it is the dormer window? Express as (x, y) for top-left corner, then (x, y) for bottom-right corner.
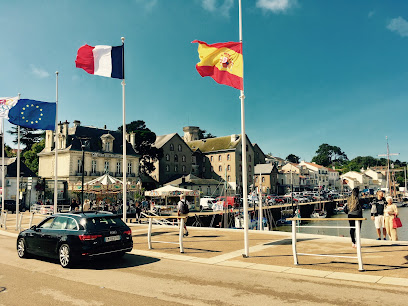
(100, 134), (115, 153)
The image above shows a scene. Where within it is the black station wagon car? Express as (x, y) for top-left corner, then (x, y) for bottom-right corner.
(17, 211), (133, 268)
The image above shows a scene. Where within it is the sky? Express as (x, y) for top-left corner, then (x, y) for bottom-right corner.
(1, 0), (408, 164)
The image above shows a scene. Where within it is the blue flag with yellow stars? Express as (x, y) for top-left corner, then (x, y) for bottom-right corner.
(8, 99), (56, 130)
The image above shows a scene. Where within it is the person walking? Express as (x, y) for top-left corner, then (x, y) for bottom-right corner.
(347, 187), (363, 248)
(370, 190), (387, 240)
(384, 196), (399, 242)
(177, 195), (189, 237)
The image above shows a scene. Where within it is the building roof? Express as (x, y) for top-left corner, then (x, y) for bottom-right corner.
(254, 164), (276, 174)
(165, 174), (221, 186)
(301, 162), (325, 169)
(153, 133), (178, 149)
(187, 135), (241, 153)
(3, 157), (36, 177)
(327, 168), (339, 173)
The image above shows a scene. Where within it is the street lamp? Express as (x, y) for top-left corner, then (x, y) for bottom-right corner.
(81, 143), (85, 212)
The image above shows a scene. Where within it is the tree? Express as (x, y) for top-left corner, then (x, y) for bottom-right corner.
(342, 156), (387, 173)
(311, 143), (348, 167)
(8, 126), (44, 152)
(286, 154), (300, 164)
(198, 128), (216, 139)
(118, 120), (163, 174)
(23, 139), (45, 174)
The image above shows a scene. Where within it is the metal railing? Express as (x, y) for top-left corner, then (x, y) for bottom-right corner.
(287, 217), (367, 271)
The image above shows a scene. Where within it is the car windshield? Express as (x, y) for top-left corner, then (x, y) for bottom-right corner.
(85, 216), (126, 230)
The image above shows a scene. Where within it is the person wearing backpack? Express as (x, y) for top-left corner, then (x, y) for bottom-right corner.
(177, 195), (189, 236)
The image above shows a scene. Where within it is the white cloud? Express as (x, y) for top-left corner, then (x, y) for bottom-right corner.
(368, 10), (375, 18)
(387, 16), (408, 37)
(30, 64), (49, 78)
(201, 0), (234, 17)
(256, 0), (297, 13)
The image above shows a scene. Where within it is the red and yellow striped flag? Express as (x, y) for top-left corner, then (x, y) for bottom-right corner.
(192, 40), (243, 90)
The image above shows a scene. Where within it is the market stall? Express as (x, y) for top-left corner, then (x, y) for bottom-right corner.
(145, 185), (200, 211)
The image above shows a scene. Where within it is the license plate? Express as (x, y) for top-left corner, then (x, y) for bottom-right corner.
(105, 235), (121, 242)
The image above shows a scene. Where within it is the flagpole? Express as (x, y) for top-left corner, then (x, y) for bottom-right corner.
(16, 127), (20, 230)
(1, 118), (4, 220)
(54, 71), (59, 213)
(121, 37), (127, 222)
(238, 0), (249, 257)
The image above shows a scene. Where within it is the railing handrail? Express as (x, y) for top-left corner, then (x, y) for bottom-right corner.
(287, 217), (366, 221)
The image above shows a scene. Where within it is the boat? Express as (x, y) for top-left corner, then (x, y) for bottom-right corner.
(311, 210), (327, 218)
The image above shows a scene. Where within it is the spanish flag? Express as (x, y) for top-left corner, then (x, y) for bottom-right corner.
(192, 40), (243, 90)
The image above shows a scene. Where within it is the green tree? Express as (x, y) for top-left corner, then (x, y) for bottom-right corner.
(342, 156), (387, 173)
(8, 126), (44, 152)
(311, 143), (348, 167)
(198, 128), (216, 139)
(118, 120), (163, 174)
(23, 139), (45, 174)
(286, 154), (300, 163)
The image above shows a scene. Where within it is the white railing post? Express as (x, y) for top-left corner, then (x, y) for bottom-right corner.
(18, 213), (23, 232)
(355, 219), (364, 271)
(179, 217), (184, 253)
(292, 220), (298, 265)
(3, 211), (7, 230)
(29, 212), (34, 228)
(147, 217), (152, 249)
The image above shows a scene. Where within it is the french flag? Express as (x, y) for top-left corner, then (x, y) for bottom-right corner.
(75, 44), (124, 79)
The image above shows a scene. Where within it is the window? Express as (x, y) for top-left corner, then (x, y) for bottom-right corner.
(166, 154), (170, 161)
(202, 157), (205, 163)
(51, 216), (68, 230)
(262, 177), (265, 183)
(66, 218), (78, 230)
(210, 156), (213, 162)
(174, 165), (178, 172)
(116, 162), (121, 173)
(182, 165), (186, 172)
(239, 164), (242, 171)
(227, 175), (231, 181)
(227, 165), (231, 171)
(166, 165), (170, 172)
(249, 165), (252, 172)
(203, 167), (206, 172)
(178, 144), (182, 152)
(207, 186), (211, 194)
(170, 144), (174, 151)
(255, 177), (258, 183)
(182, 155), (186, 162)
(38, 217), (55, 229)
(174, 154), (178, 162)
(77, 160), (82, 173)
(218, 155), (222, 161)
(104, 161), (110, 173)
(227, 154), (230, 161)
(248, 155), (252, 162)
(91, 160), (97, 173)
(219, 165), (222, 172)
(105, 142), (110, 152)
(127, 162), (132, 174)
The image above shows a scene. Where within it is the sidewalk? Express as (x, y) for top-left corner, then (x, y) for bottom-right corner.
(2, 212), (407, 287)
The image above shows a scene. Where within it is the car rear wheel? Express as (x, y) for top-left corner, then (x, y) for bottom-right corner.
(59, 244), (74, 268)
(17, 238), (29, 258)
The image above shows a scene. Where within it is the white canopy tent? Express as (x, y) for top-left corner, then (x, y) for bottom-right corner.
(145, 185), (200, 209)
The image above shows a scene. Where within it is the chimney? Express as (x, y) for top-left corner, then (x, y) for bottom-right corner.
(73, 120), (81, 127)
(130, 132), (135, 147)
(104, 125), (107, 129)
(231, 134), (239, 142)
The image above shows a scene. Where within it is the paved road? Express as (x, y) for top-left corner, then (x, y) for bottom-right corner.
(0, 235), (406, 305)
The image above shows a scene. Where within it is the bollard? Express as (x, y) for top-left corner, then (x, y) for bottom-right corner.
(0, 212), (3, 228)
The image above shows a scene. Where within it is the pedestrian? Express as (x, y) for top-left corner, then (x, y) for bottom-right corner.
(346, 187), (363, 248)
(370, 190), (387, 240)
(177, 195), (189, 236)
(135, 201), (142, 223)
(83, 199), (91, 211)
(70, 199), (78, 211)
(384, 196), (399, 242)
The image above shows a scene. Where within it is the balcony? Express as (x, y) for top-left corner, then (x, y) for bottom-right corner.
(90, 171), (100, 176)
(75, 171), (87, 176)
(114, 172), (123, 177)
(127, 173), (136, 177)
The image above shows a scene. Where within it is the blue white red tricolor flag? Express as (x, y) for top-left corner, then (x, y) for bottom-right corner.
(75, 44), (124, 79)
(0, 96), (19, 119)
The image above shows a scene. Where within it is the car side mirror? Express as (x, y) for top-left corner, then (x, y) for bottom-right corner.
(30, 225), (37, 231)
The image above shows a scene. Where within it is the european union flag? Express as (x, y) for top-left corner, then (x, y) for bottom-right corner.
(8, 99), (56, 130)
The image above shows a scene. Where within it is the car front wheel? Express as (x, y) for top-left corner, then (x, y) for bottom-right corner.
(17, 238), (29, 258)
(59, 244), (74, 268)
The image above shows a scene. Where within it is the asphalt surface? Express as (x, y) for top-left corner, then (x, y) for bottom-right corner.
(1, 223), (408, 305)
